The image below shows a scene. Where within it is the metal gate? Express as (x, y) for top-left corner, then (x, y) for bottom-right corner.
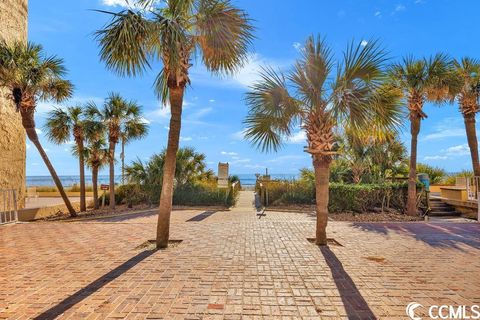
(0, 189), (18, 225)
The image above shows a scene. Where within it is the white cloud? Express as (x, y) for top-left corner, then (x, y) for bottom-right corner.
(423, 155), (448, 161)
(287, 131), (306, 144)
(293, 42), (302, 51)
(445, 144), (470, 156)
(150, 105), (171, 119)
(190, 53), (290, 89)
(232, 129), (247, 141)
(221, 151), (238, 156)
(36, 96), (103, 115)
(422, 128), (465, 141)
(209, 99), (215, 103)
(360, 40), (368, 47)
(395, 4), (406, 12)
(180, 136), (192, 142)
(35, 128), (43, 135)
(36, 102), (56, 114)
(231, 158), (251, 164)
(190, 107), (212, 119)
(374, 11), (382, 17)
(101, 0), (133, 7)
(423, 144), (471, 161)
(26, 144), (31, 150)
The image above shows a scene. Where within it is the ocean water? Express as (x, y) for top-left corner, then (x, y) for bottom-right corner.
(26, 173), (298, 187)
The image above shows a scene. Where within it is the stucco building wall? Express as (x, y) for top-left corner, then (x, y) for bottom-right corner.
(0, 0), (28, 209)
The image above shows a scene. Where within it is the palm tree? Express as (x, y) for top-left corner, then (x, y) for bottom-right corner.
(0, 41), (76, 216)
(244, 36), (401, 245)
(120, 115), (149, 184)
(95, 0), (254, 248)
(71, 117), (109, 210)
(85, 137), (109, 209)
(390, 55), (455, 215)
(450, 58), (480, 176)
(87, 93), (147, 210)
(45, 106), (90, 212)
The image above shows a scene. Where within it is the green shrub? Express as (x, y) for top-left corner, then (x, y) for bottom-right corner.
(328, 183), (408, 213)
(416, 163), (447, 185)
(116, 184), (148, 207)
(173, 181), (239, 207)
(258, 179), (411, 213)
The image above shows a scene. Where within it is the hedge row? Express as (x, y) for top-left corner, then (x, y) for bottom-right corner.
(259, 181), (410, 213)
(112, 181), (240, 207)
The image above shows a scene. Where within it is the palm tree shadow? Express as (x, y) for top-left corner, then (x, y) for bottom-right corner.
(351, 222), (480, 251)
(186, 211), (217, 222)
(33, 250), (155, 320)
(320, 246), (376, 320)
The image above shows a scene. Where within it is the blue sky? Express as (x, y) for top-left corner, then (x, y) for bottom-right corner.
(27, 0), (479, 176)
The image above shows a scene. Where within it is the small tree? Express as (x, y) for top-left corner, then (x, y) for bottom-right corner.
(85, 137), (109, 209)
(0, 41), (76, 216)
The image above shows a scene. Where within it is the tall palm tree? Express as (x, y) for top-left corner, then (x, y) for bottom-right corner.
(120, 116), (149, 184)
(244, 36), (401, 245)
(390, 55), (455, 215)
(95, 0), (254, 248)
(450, 58), (480, 176)
(87, 93), (147, 210)
(45, 106), (90, 212)
(0, 41), (76, 216)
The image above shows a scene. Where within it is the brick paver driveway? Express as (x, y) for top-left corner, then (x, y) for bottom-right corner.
(1, 192), (479, 319)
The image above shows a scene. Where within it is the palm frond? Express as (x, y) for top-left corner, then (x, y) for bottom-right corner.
(195, 0), (254, 74)
(243, 67), (301, 152)
(95, 10), (156, 76)
(332, 39), (388, 129)
(289, 35), (333, 108)
(44, 107), (72, 144)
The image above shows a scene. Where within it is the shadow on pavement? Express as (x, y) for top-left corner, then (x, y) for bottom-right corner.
(91, 209), (157, 223)
(33, 250), (155, 320)
(320, 246), (376, 319)
(186, 211), (217, 222)
(352, 222), (480, 251)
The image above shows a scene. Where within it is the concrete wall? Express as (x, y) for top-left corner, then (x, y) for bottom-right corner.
(0, 0), (28, 209)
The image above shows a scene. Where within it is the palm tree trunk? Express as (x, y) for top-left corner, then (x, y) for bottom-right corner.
(78, 141), (86, 212)
(464, 113), (480, 176)
(20, 108), (76, 216)
(109, 141), (116, 210)
(92, 165), (99, 209)
(313, 155), (330, 246)
(156, 85), (184, 249)
(121, 137), (125, 185)
(406, 115), (421, 216)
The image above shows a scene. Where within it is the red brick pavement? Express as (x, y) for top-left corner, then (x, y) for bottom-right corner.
(0, 208), (479, 319)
